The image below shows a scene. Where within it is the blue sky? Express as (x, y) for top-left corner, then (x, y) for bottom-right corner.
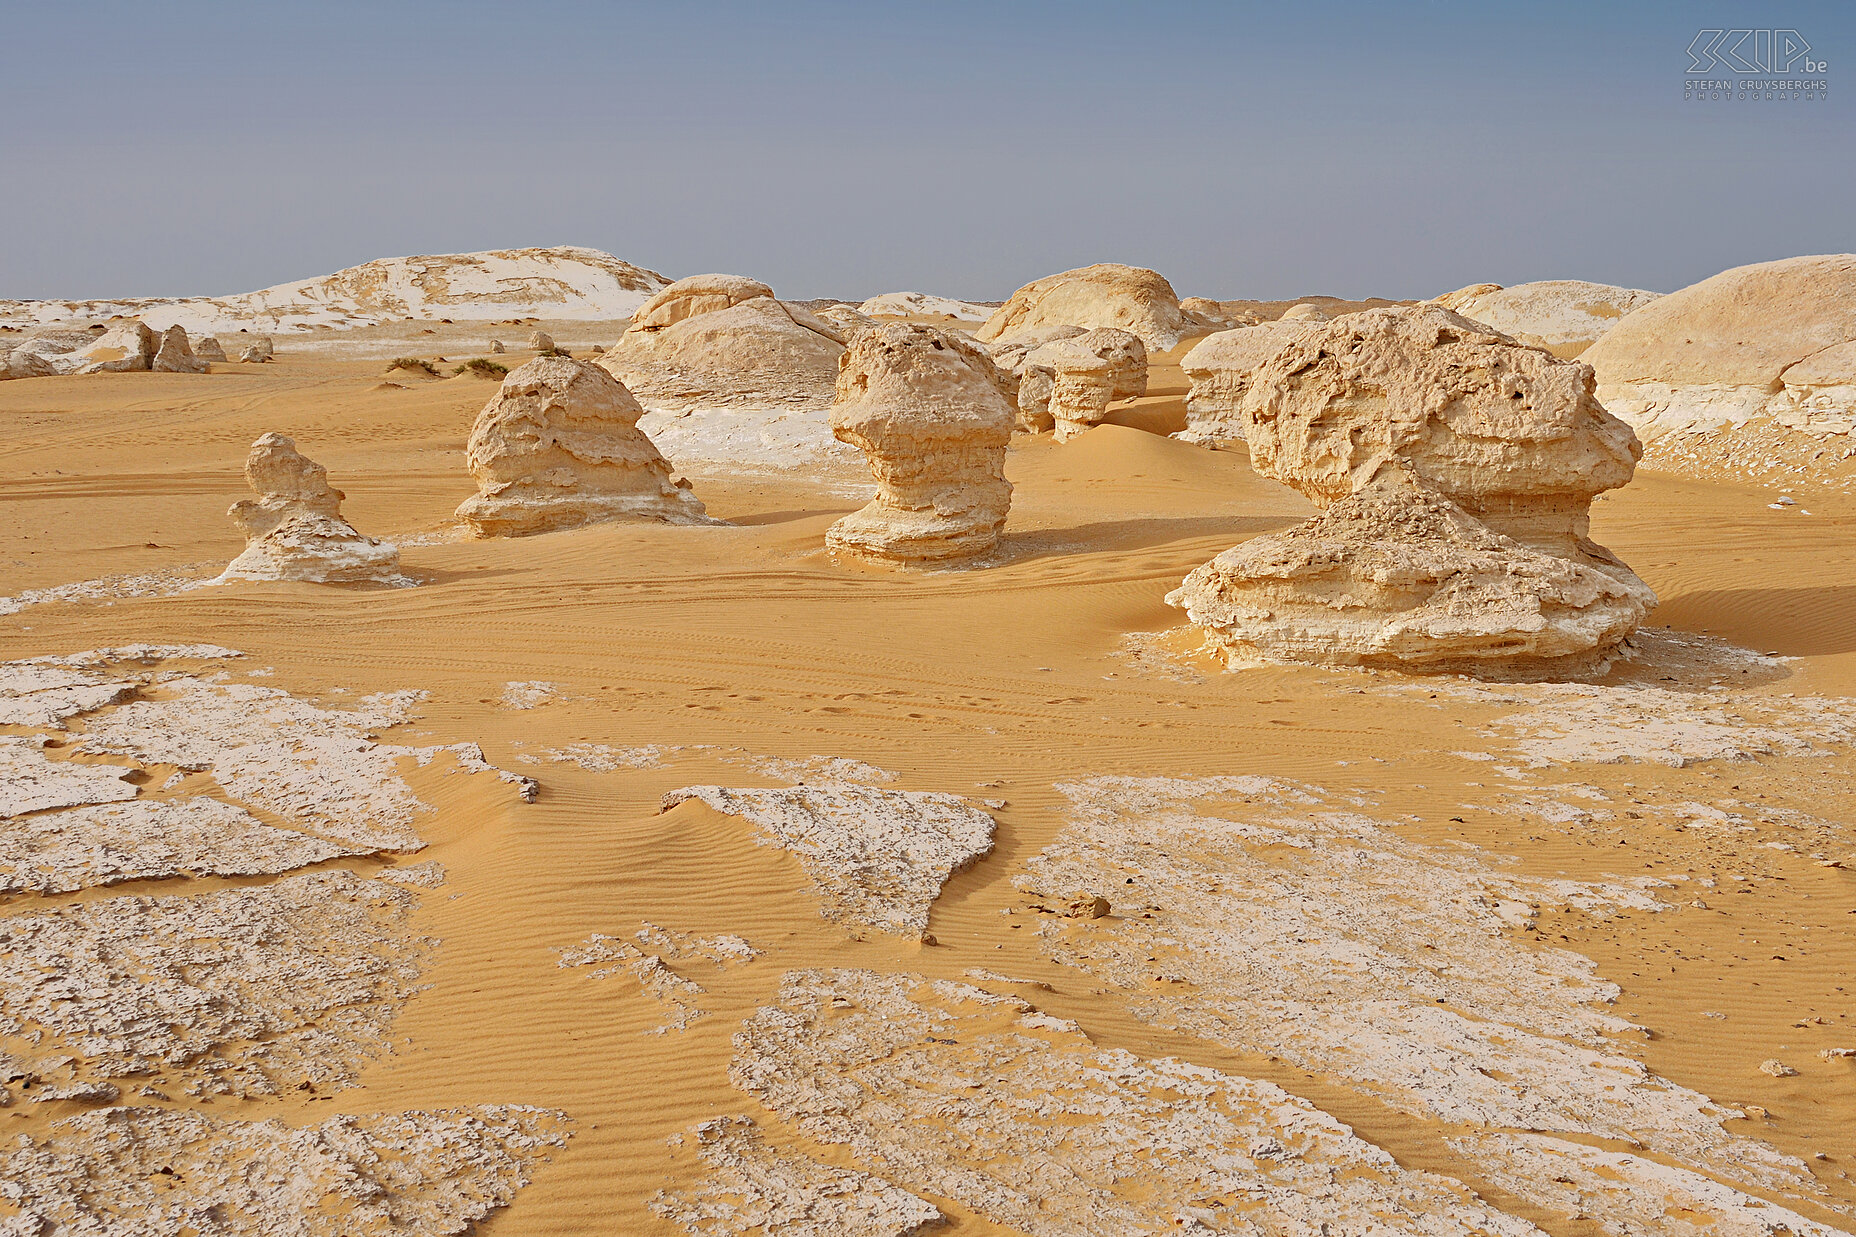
(1, 1), (1848, 300)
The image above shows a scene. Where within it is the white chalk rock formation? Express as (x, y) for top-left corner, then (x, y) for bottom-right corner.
(192, 333), (228, 362)
(238, 333), (275, 362)
(151, 323), (207, 373)
(528, 329), (555, 351)
(1180, 296), (1246, 330)
(1, 1104), (566, 1234)
(1176, 320), (1316, 446)
(1015, 327), (1147, 436)
(600, 273), (846, 410)
(28, 320), (159, 374)
(652, 1115), (944, 1236)
(858, 291), (992, 321)
(825, 323), (1015, 565)
(0, 246), (669, 334)
(1023, 774), (1848, 1230)
(976, 263), (1191, 352)
(488, 338), (506, 353)
(731, 969), (1547, 1236)
(980, 323), (1083, 407)
(1583, 254), (1856, 439)
(1429, 282), (1504, 311)
(1167, 305), (1655, 676)
(457, 356), (708, 536)
(222, 433), (402, 584)
(814, 302), (877, 340)
(1279, 302), (1329, 322)
(1443, 280), (1661, 357)
(661, 783), (995, 938)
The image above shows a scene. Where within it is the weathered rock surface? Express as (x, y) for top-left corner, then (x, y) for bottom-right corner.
(1020, 775), (1846, 1229)
(979, 323), (1083, 406)
(192, 333), (228, 361)
(238, 333), (275, 362)
(1442, 280), (1661, 357)
(651, 1116), (943, 1236)
(1429, 282), (1504, 311)
(1015, 327), (1146, 436)
(858, 291), (992, 321)
(0, 1103), (568, 1235)
(457, 356), (708, 536)
(1168, 306), (1655, 675)
(661, 783), (995, 937)
(1176, 320), (1314, 446)
(1279, 302), (1329, 322)
(0, 870), (426, 1098)
(0, 797), (363, 896)
(826, 323), (1015, 565)
(528, 329), (555, 351)
(151, 323), (207, 372)
(976, 263), (1192, 352)
(1583, 254), (1856, 439)
(0, 737), (139, 816)
(222, 432), (403, 584)
(1179, 296), (1244, 330)
(732, 968), (1546, 1236)
(600, 273), (846, 410)
(15, 320), (161, 374)
(814, 303), (878, 339)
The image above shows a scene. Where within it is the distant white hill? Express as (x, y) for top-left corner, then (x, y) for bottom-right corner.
(858, 291), (992, 321)
(0, 247), (670, 334)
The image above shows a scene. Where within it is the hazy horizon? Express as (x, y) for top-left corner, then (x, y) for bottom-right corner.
(3, 0), (1849, 303)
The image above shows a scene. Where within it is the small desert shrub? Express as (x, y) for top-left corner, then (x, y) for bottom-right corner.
(454, 357), (509, 378)
(386, 357), (438, 376)
(536, 346), (573, 358)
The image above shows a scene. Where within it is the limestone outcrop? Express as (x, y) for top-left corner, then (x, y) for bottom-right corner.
(192, 334), (228, 362)
(814, 303), (877, 340)
(1015, 328), (1147, 438)
(976, 263), (1192, 352)
(456, 356), (708, 536)
(981, 324), (1083, 407)
(488, 338), (505, 353)
(1429, 282), (1504, 311)
(1582, 254), (1856, 439)
(238, 334), (274, 363)
(1167, 306), (1655, 676)
(152, 324), (208, 373)
(1440, 280), (1661, 357)
(1176, 320), (1317, 446)
(825, 323), (1014, 565)
(222, 434), (403, 584)
(857, 291), (992, 321)
(1279, 302), (1329, 322)
(528, 330), (555, 351)
(599, 273), (846, 409)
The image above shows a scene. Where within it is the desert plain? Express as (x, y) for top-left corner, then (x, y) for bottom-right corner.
(0, 249), (1852, 1236)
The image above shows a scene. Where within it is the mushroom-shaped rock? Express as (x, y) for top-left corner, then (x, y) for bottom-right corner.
(456, 356), (709, 537)
(527, 330), (555, 351)
(1176, 321), (1315, 447)
(1443, 280), (1660, 357)
(151, 325), (208, 373)
(1167, 305), (1654, 676)
(192, 335), (228, 362)
(827, 324), (1014, 566)
(222, 434), (402, 584)
(976, 264), (1190, 352)
(1583, 254), (1856, 439)
(1167, 472), (1653, 678)
(982, 325), (1084, 407)
(599, 274), (845, 410)
(229, 431), (345, 540)
(1017, 329), (1147, 438)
